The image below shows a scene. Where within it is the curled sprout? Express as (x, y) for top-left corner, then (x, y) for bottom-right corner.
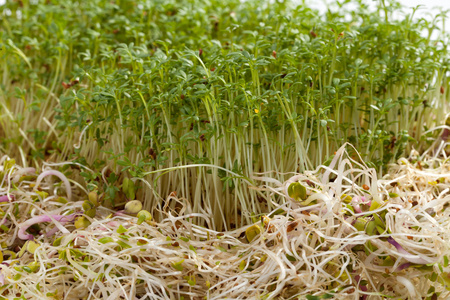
(34, 170), (72, 200)
(18, 213), (79, 240)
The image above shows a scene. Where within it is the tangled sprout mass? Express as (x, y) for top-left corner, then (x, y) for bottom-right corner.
(0, 144), (447, 299)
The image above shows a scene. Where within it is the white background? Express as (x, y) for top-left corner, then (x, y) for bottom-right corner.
(0, 0), (449, 9)
(1, 0), (450, 31)
(311, 0), (450, 33)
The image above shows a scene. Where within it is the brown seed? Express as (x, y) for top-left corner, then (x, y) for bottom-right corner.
(199, 49), (203, 56)
(310, 31), (317, 38)
(272, 50), (277, 59)
(362, 184), (369, 190)
(286, 221), (298, 232)
(441, 86), (445, 94)
(171, 242), (179, 247)
(149, 148), (156, 160)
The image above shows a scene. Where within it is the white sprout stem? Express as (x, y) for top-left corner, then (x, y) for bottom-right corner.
(34, 170), (72, 200)
(73, 123), (91, 149)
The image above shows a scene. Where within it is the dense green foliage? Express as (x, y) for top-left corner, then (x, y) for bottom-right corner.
(0, 0), (449, 228)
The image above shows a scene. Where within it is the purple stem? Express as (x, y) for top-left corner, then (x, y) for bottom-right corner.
(396, 263), (411, 272)
(351, 197), (362, 213)
(360, 196), (372, 207)
(18, 213), (79, 240)
(387, 237), (434, 264)
(441, 128), (450, 141)
(114, 210), (127, 217)
(0, 195), (13, 203)
(354, 275), (368, 300)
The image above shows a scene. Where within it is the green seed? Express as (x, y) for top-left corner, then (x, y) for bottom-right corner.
(26, 241), (40, 254)
(74, 216), (91, 229)
(125, 200), (142, 214)
(85, 208), (96, 218)
(288, 182), (307, 201)
(341, 194), (352, 203)
(88, 191), (99, 206)
(245, 224), (261, 243)
(82, 200), (92, 212)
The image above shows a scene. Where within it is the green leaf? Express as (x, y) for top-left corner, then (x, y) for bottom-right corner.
(172, 260), (184, 271)
(365, 220), (377, 236)
(369, 201), (382, 211)
(117, 225), (127, 234)
(53, 237), (63, 246)
(137, 210), (152, 225)
(116, 240), (131, 249)
(117, 160), (129, 166)
(98, 237), (114, 244)
(217, 246), (227, 252)
(239, 260), (246, 271)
